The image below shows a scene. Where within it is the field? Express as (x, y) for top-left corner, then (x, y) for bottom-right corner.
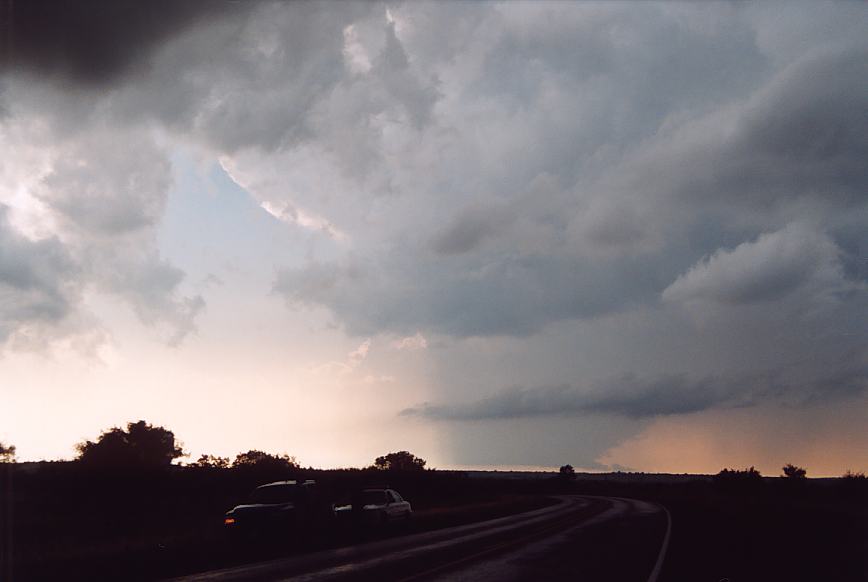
(1, 463), (866, 581)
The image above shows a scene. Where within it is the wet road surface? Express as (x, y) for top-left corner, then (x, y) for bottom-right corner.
(170, 496), (669, 582)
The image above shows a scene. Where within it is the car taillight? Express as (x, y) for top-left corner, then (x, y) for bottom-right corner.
(224, 517), (236, 525)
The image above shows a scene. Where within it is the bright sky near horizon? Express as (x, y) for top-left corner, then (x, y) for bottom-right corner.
(1, 1), (867, 476)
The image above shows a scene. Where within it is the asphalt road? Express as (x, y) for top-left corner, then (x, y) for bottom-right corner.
(170, 496), (670, 582)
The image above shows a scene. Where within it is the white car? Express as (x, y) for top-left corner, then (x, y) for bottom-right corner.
(334, 488), (412, 526)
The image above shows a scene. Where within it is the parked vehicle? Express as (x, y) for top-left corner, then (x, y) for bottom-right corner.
(333, 488), (412, 527)
(224, 480), (332, 539)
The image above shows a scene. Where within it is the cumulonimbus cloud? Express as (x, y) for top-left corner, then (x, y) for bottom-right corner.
(2, 2), (868, 431)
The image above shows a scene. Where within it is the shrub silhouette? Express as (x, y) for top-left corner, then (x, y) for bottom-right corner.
(374, 451), (427, 471)
(715, 466), (762, 481)
(840, 470), (868, 497)
(0, 442), (15, 463)
(231, 450), (298, 471)
(714, 466), (763, 494)
(559, 464), (576, 480)
(782, 463), (807, 479)
(192, 454), (230, 468)
(75, 420), (184, 469)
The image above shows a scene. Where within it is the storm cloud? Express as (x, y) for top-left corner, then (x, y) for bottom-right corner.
(662, 224), (854, 307)
(2, 2), (868, 469)
(404, 365), (868, 421)
(0, 0), (250, 85)
(0, 205), (78, 343)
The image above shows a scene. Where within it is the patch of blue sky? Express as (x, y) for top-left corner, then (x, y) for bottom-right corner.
(158, 149), (325, 295)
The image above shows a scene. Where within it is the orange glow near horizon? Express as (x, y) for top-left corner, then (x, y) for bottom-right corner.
(599, 399), (868, 477)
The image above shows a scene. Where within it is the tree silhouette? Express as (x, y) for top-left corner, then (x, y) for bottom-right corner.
(782, 463), (807, 479)
(0, 442), (15, 463)
(559, 464), (576, 480)
(231, 450), (298, 471)
(714, 466), (763, 492)
(840, 470), (868, 497)
(374, 450), (426, 471)
(193, 454), (230, 469)
(75, 420), (184, 469)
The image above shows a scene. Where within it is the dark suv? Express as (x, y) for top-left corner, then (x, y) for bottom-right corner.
(224, 480), (332, 539)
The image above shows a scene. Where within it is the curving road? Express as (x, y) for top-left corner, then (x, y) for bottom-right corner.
(170, 496), (670, 582)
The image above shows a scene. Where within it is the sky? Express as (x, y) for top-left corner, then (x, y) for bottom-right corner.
(1, 1), (867, 476)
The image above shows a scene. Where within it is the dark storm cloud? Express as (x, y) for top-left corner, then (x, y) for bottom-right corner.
(0, 0), (252, 85)
(374, 20), (440, 130)
(564, 46), (868, 266)
(402, 377), (747, 421)
(268, 17), (868, 341)
(275, 251), (675, 337)
(404, 365), (868, 421)
(98, 2), (378, 154)
(734, 48), (868, 201)
(430, 206), (511, 256)
(604, 47), (868, 218)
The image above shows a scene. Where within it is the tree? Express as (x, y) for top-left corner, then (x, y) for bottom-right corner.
(782, 463), (807, 479)
(374, 451), (426, 471)
(75, 420), (184, 469)
(0, 442), (15, 463)
(193, 454), (230, 469)
(231, 450), (298, 471)
(714, 466), (763, 490)
(559, 464), (576, 480)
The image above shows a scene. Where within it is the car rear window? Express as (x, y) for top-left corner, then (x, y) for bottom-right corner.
(358, 490), (388, 505)
(249, 484), (301, 504)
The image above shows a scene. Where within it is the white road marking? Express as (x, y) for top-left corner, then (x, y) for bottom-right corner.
(646, 504), (671, 582)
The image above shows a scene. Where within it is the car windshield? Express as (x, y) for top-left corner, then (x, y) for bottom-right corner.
(249, 484), (301, 504)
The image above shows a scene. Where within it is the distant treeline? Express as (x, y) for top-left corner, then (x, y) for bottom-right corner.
(3, 420), (429, 474)
(3, 420), (865, 481)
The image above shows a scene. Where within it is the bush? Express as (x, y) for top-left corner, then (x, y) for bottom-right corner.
(714, 466), (763, 493)
(192, 454), (230, 469)
(232, 450), (298, 471)
(558, 464), (576, 480)
(782, 464), (807, 479)
(840, 470), (867, 491)
(373, 451), (427, 471)
(0, 442), (15, 463)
